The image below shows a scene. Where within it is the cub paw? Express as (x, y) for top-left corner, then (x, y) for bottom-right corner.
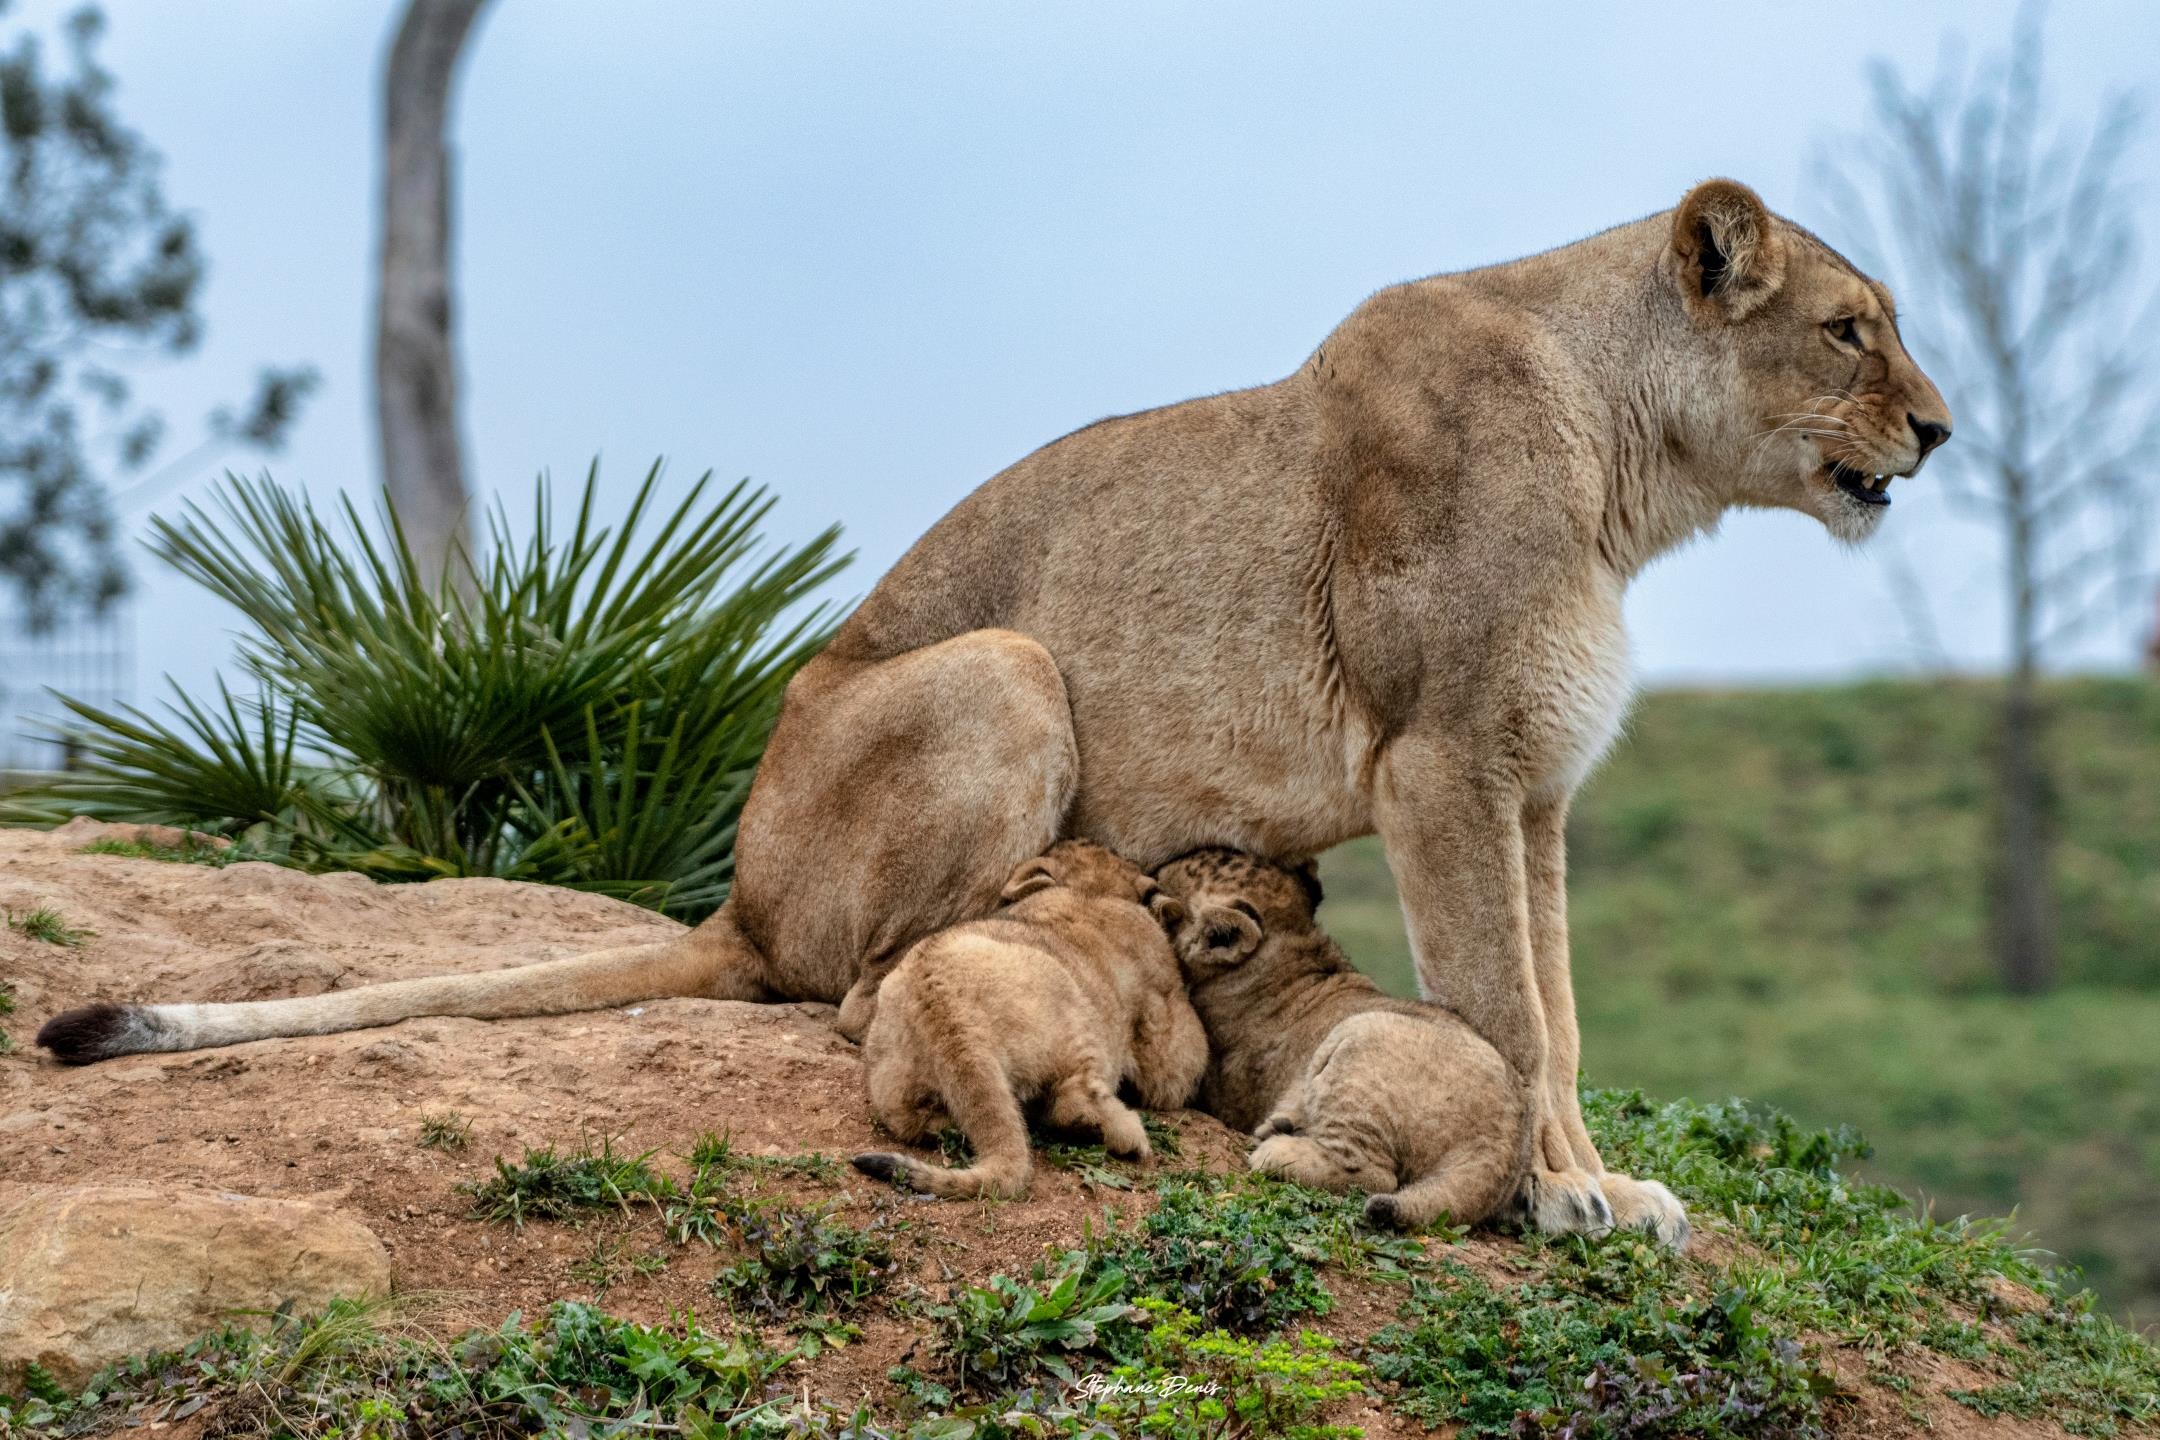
(1253, 1114), (1300, 1140)
(1601, 1172), (1690, 1249)
(1363, 1192), (1408, 1229)
(1516, 1167), (1613, 1237)
(1102, 1113), (1152, 1162)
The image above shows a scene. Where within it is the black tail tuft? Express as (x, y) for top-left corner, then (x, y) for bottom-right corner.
(851, 1152), (914, 1188)
(36, 1003), (144, 1064)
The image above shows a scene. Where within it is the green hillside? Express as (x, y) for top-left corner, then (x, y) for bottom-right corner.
(1319, 677), (2160, 1321)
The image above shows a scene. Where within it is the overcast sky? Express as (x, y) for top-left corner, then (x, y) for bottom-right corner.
(8, 1), (2160, 740)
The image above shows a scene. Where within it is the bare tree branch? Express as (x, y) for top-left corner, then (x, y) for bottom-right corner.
(1819, 2), (2160, 991)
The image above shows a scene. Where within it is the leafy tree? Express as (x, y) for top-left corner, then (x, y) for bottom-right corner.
(0, 2), (314, 630)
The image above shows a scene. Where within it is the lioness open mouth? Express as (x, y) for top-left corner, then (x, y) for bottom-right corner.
(1826, 460), (1893, 507)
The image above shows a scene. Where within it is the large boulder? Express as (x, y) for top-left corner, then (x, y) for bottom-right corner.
(0, 1184), (390, 1387)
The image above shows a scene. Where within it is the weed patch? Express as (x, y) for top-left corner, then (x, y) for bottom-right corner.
(462, 1135), (674, 1227)
(1093, 1173), (1429, 1333)
(1370, 1249), (1834, 1439)
(710, 1197), (896, 1318)
(568, 1236), (668, 1299)
(4, 905), (93, 946)
(1355, 1089), (2159, 1437)
(76, 835), (238, 866)
(0, 1299), (809, 1437)
(928, 1260), (1140, 1393)
(685, 1129), (842, 1185)
(416, 1111), (471, 1152)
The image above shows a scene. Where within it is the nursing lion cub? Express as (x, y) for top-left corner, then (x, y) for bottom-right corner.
(851, 840), (1207, 1199)
(1157, 848), (1610, 1235)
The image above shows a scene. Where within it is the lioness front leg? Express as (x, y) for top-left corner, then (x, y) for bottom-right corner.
(1523, 795), (1688, 1247)
(1374, 736), (1612, 1237)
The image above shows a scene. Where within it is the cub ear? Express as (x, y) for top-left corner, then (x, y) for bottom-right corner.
(999, 860), (1058, 905)
(1670, 178), (1784, 321)
(1290, 858), (1324, 912)
(1146, 889), (1190, 932)
(1197, 904), (1262, 962)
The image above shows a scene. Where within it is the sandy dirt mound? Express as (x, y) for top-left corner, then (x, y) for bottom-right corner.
(0, 824), (2090, 1436)
(2, 822), (1346, 1420)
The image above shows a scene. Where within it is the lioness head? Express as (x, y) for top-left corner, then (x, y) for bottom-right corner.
(1148, 848), (1323, 979)
(1000, 838), (1156, 907)
(1666, 179), (1951, 543)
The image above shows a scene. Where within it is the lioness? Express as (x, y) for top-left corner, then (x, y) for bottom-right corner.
(41, 181), (1947, 1243)
(851, 840), (1206, 1199)
(1155, 848), (1555, 1235)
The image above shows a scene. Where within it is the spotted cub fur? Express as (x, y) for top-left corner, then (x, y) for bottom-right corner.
(1151, 848), (1521, 1230)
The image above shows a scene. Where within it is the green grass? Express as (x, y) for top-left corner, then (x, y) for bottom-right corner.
(462, 1135), (676, 1226)
(76, 834), (240, 865)
(1318, 676), (2160, 1320)
(0, 979), (14, 1054)
(416, 1111), (472, 1152)
(7, 1090), (2155, 1437)
(709, 1197), (896, 1318)
(3, 905), (94, 946)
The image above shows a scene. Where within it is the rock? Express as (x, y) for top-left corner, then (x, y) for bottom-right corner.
(0, 1184), (390, 1387)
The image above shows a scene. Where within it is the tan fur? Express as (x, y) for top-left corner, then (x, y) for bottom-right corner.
(39, 182), (1948, 1247)
(1152, 850), (1527, 1233)
(850, 841), (1207, 1199)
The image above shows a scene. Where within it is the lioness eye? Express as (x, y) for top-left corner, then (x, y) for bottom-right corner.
(1826, 316), (1860, 346)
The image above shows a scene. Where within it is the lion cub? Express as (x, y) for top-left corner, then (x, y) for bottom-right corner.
(851, 840), (1208, 1199)
(1151, 848), (1519, 1230)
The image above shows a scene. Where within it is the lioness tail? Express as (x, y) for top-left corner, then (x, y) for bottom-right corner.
(36, 905), (766, 1064)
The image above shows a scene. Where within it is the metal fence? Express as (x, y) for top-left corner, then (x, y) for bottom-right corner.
(0, 606), (133, 773)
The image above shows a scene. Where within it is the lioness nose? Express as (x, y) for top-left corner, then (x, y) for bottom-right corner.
(1909, 415), (1950, 459)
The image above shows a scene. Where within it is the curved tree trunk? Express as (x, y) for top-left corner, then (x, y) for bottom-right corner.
(375, 0), (490, 592)
(2146, 582), (2160, 672)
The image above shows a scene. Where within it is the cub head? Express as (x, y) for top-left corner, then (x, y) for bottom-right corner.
(1148, 847), (1323, 980)
(1665, 178), (1951, 543)
(999, 838), (1155, 907)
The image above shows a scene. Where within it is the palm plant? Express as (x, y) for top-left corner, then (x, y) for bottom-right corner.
(2, 463), (848, 920)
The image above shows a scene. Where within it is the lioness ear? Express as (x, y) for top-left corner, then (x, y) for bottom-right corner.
(999, 861), (1058, 905)
(1670, 179), (1784, 322)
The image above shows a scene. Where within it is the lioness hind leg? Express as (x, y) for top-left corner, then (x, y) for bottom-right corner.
(835, 960), (897, 1044)
(734, 631), (1079, 1004)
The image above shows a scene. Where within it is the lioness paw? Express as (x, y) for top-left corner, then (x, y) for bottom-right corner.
(1517, 1167), (1613, 1237)
(1601, 1172), (1690, 1250)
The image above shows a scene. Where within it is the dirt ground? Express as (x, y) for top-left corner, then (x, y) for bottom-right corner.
(0, 822), (2082, 1437)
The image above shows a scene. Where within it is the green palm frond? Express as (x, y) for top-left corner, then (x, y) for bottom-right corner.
(10, 462), (849, 920)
